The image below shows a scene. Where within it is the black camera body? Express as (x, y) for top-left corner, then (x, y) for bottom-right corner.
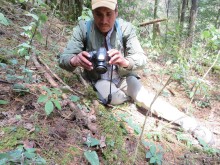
(88, 47), (109, 74)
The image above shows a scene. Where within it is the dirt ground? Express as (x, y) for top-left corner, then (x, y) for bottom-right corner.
(0, 2), (220, 165)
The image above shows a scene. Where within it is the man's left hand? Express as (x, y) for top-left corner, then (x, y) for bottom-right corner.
(108, 49), (129, 68)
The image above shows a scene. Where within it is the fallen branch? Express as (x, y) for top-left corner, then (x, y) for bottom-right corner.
(31, 53), (98, 133)
(139, 18), (167, 27)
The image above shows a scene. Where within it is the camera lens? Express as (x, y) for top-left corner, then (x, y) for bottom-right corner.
(95, 63), (107, 74)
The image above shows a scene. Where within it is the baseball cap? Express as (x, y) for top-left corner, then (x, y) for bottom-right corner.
(92, 0), (117, 10)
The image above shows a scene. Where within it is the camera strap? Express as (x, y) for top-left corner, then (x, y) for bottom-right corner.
(106, 64), (114, 105)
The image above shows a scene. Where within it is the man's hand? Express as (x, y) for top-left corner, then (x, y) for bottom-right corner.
(70, 51), (93, 70)
(108, 49), (129, 68)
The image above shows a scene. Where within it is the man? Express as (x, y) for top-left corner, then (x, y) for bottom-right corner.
(59, 0), (214, 145)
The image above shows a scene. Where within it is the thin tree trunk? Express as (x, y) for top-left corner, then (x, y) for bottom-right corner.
(177, 0), (181, 23)
(165, 0), (171, 43)
(188, 0), (198, 45)
(180, 0), (187, 35)
(153, 0), (159, 40)
(215, 8), (220, 28)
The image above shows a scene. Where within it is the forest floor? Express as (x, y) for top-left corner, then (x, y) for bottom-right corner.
(0, 2), (220, 165)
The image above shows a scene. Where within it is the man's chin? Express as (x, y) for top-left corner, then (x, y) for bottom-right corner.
(100, 27), (110, 33)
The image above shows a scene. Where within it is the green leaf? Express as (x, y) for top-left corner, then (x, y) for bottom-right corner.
(85, 135), (100, 147)
(0, 63), (7, 69)
(15, 115), (22, 120)
(0, 13), (10, 26)
(150, 145), (156, 155)
(146, 151), (152, 159)
(9, 59), (18, 65)
(198, 138), (208, 147)
(156, 159), (162, 165)
(37, 95), (48, 103)
(25, 55), (30, 60)
(189, 91), (194, 98)
(0, 149), (23, 163)
(52, 88), (62, 95)
(150, 156), (156, 164)
(106, 140), (115, 147)
(201, 30), (211, 39)
(0, 100), (9, 105)
(84, 150), (100, 165)
(18, 43), (31, 48)
(18, 47), (28, 56)
(70, 95), (80, 102)
(12, 84), (29, 92)
(21, 25), (32, 31)
(24, 151), (36, 159)
(45, 100), (54, 115)
(53, 99), (61, 110)
(34, 156), (47, 164)
(35, 31), (43, 42)
(39, 14), (48, 24)
(42, 86), (52, 96)
(25, 13), (39, 21)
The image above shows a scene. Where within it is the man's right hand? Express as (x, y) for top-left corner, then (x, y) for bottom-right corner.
(70, 51), (93, 70)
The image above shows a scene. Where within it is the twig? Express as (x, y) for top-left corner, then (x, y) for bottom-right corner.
(133, 76), (172, 164)
(74, 68), (89, 88)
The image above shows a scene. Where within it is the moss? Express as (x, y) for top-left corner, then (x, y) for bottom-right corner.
(0, 126), (36, 151)
(42, 146), (82, 165)
(0, 54), (10, 64)
(96, 104), (133, 164)
(85, 86), (98, 100)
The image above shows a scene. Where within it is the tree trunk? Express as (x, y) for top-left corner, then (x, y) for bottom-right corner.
(180, 0), (187, 35)
(165, 0), (171, 43)
(216, 8), (220, 28)
(177, 0), (181, 23)
(188, 0), (198, 45)
(153, 0), (159, 40)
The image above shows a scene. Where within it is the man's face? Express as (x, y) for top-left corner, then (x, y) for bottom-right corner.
(93, 7), (118, 34)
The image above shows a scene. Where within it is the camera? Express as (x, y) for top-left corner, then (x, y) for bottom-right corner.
(88, 47), (109, 74)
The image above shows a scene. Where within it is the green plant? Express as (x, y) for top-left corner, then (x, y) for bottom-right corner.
(17, 4), (48, 66)
(84, 150), (99, 165)
(176, 131), (192, 147)
(37, 86), (62, 116)
(0, 12), (10, 26)
(0, 147), (46, 164)
(199, 138), (220, 156)
(0, 100), (8, 105)
(143, 141), (163, 165)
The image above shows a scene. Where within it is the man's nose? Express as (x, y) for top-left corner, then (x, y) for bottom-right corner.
(102, 16), (108, 24)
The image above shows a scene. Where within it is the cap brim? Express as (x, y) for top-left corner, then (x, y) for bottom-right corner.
(92, 1), (116, 10)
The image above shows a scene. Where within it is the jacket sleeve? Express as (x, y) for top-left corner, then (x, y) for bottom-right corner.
(120, 19), (147, 71)
(59, 20), (87, 71)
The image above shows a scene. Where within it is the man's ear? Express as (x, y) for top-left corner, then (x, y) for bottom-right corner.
(115, 11), (118, 17)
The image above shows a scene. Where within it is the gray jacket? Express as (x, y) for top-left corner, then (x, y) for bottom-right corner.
(59, 18), (147, 82)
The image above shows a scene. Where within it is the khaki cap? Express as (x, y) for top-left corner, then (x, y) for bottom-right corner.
(92, 0), (117, 10)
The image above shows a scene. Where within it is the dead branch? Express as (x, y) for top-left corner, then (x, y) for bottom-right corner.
(31, 53), (98, 133)
(139, 18), (167, 27)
